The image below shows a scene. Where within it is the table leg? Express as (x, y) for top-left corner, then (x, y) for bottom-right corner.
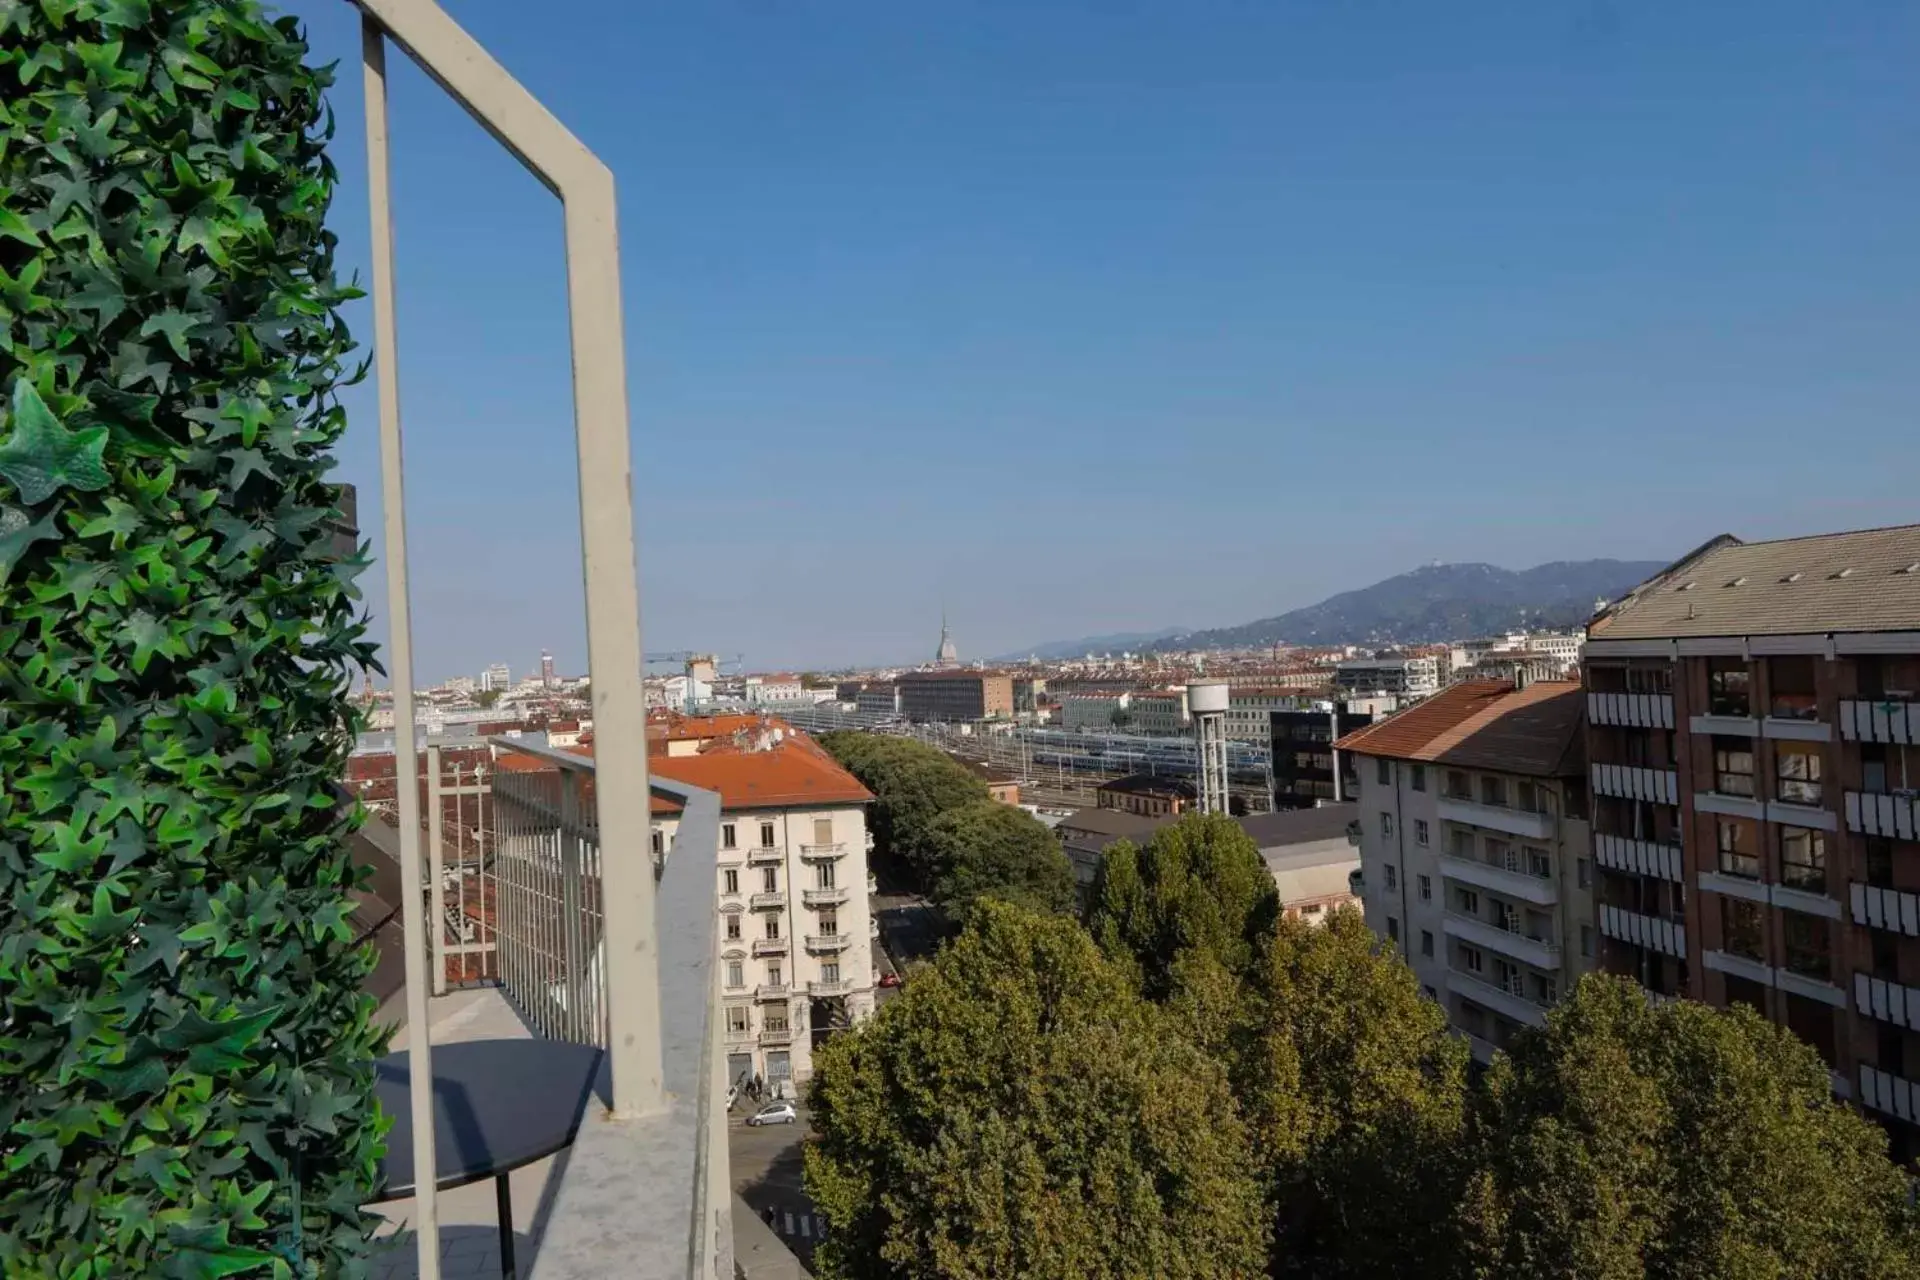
(496, 1173), (516, 1280)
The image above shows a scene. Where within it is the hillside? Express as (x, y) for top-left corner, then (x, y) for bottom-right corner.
(1145, 559), (1668, 651)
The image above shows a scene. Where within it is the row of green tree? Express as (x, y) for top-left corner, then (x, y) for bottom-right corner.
(805, 812), (1920, 1280)
(821, 732), (1075, 921)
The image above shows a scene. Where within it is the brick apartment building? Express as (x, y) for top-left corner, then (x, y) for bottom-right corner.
(898, 670), (1015, 722)
(1584, 525), (1920, 1156)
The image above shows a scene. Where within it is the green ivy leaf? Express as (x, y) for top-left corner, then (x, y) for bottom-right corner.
(0, 502), (61, 585)
(138, 309), (200, 361)
(0, 202), (41, 248)
(0, 380), (111, 503)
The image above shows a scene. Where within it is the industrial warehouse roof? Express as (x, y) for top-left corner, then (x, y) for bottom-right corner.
(1591, 525), (1920, 640)
(1237, 802), (1358, 849)
(1335, 679), (1585, 778)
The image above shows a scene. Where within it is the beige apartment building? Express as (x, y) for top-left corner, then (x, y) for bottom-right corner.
(1342, 679), (1595, 1062)
(1585, 525), (1920, 1158)
(648, 731), (877, 1093)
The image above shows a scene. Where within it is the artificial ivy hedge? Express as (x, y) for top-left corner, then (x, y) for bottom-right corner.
(0, 1), (385, 1275)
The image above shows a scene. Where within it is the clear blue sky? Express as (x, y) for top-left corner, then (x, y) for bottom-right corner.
(290, 1), (1920, 681)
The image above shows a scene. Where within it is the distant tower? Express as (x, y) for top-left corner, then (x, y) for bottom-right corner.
(1188, 679), (1230, 815)
(936, 612), (959, 667)
(541, 649), (555, 690)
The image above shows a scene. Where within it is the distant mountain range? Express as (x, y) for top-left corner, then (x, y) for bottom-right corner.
(1008, 559), (1670, 658)
(998, 628), (1192, 662)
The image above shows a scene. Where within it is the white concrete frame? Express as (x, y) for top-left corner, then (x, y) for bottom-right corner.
(353, 2), (656, 1274)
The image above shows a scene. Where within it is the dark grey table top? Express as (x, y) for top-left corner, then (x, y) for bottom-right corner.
(372, 1039), (604, 1199)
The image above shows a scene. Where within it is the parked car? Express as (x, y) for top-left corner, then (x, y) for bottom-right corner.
(746, 1101), (797, 1127)
(878, 971), (902, 989)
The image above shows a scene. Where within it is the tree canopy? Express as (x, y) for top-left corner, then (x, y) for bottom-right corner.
(1469, 974), (1920, 1280)
(1084, 812), (1278, 997)
(1249, 909), (1475, 1280)
(923, 800), (1075, 921)
(805, 901), (1268, 1280)
(820, 732), (987, 885)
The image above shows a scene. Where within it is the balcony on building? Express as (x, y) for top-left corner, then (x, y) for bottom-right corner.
(1586, 690), (1674, 730)
(803, 885), (851, 908)
(805, 932), (852, 954)
(746, 843), (784, 867)
(1598, 903), (1687, 959)
(1441, 906), (1562, 971)
(750, 889), (787, 911)
(1860, 1065), (1920, 1123)
(1590, 762), (1679, 805)
(799, 841), (846, 861)
(1841, 698), (1920, 746)
(1855, 972), (1920, 1029)
(809, 978), (857, 997)
(1593, 833), (1683, 882)
(1436, 792), (1556, 842)
(1438, 841), (1558, 906)
(1446, 967), (1550, 1028)
(1847, 790), (1920, 841)
(751, 936), (789, 958)
(1852, 882), (1920, 937)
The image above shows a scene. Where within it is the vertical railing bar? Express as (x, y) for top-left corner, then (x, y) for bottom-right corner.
(360, 19), (438, 1279)
(559, 773), (578, 1041)
(427, 743), (446, 997)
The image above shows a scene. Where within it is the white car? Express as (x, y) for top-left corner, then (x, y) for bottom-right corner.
(745, 1101), (797, 1127)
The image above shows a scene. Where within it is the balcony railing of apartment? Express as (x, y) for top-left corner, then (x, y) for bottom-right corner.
(1860, 1064), (1920, 1124)
(752, 937), (789, 957)
(1447, 968), (1550, 1027)
(348, 0), (732, 1273)
(1435, 795), (1556, 842)
(810, 979), (858, 997)
(746, 845), (784, 867)
(799, 842), (847, 860)
(1593, 833), (1684, 882)
(1855, 973), (1920, 1030)
(804, 886), (852, 908)
(760, 1025), (795, 1046)
(1853, 882), (1920, 937)
(751, 890), (788, 910)
(805, 933), (852, 954)
(1587, 691), (1675, 730)
(754, 983), (792, 1003)
(1590, 763), (1679, 805)
(1598, 903), (1687, 959)
(1438, 848), (1558, 906)
(1847, 791), (1920, 841)
(1441, 908), (1562, 970)
(1840, 699), (1920, 745)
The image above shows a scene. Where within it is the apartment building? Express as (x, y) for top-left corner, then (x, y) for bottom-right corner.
(1226, 687), (1317, 741)
(853, 683), (902, 719)
(1096, 773), (1196, 818)
(1060, 691), (1131, 733)
(743, 674), (808, 706)
(1270, 705), (1374, 808)
(1584, 525), (1920, 1154)
(1341, 679), (1595, 1062)
(898, 670), (1015, 722)
(1335, 654), (1444, 698)
(1129, 688), (1191, 735)
(647, 732), (878, 1093)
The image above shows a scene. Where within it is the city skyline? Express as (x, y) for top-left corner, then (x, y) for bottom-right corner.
(289, 0), (1920, 677)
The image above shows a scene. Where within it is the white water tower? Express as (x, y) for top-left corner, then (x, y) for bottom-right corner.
(1188, 679), (1231, 815)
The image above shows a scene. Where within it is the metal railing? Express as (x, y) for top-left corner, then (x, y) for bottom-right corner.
(488, 739), (610, 1046)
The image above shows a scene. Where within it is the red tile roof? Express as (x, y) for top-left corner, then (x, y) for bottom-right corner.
(1335, 679), (1585, 777)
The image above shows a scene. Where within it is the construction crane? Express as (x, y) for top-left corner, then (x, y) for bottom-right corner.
(643, 651), (744, 715)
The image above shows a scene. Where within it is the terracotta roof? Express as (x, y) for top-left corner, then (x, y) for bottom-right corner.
(1591, 525), (1920, 641)
(647, 736), (873, 811)
(647, 712), (790, 743)
(1335, 680), (1585, 777)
